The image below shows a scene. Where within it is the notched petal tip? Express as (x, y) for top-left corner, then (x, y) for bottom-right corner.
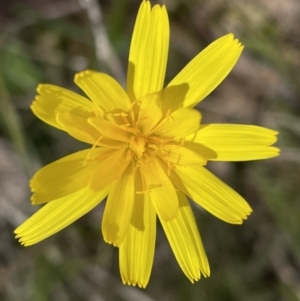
(103, 224), (127, 247)
(141, 0), (166, 11)
(140, 0), (150, 7)
(74, 69), (95, 83)
(144, 0), (167, 11)
(103, 238), (119, 247)
(29, 179), (35, 191)
(188, 275), (200, 284)
(238, 207), (253, 224)
(35, 84), (48, 95)
(14, 231), (29, 247)
(30, 194), (41, 205)
(74, 69), (110, 87)
(151, 2), (164, 12)
(36, 84), (58, 95)
(36, 83), (43, 93)
(225, 32), (244, 47)
(273, 147), (280, 155)
(122, 279), (147, 289)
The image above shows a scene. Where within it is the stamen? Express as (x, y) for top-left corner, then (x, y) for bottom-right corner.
(158, 144), (171, 155)
(94, 151), (115, 162)
(113, 112), (128, 117)
(105, 112), (115, 123)
(167, 161), (171, 176)
(130, 100), (141, 109)
(147, 143), (158, 152)
(136, 166), (147, 194)
(156, 145), (174, 169)
(166, 160), (176, 176)
(113, 111), (131, 126)
(93, 107), (105, 118)
(126, 149), (133, 160)
(165, 109), (175, 122)
(130, 136), (146, 158)
(148, 135), (172, 144)
(143, 151), (152, 164)
(165, 108), (171, 118)
(176, 154), (182, 165)
(85, 135), (103, 163)
(120, 126), (140, 134)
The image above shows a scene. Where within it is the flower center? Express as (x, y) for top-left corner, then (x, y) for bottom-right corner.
(129, 135), (146, 158)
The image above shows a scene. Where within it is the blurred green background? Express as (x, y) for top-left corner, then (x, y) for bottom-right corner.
(0, 0), (299, 300)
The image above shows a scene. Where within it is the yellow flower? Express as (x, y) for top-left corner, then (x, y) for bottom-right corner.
(15, 0), (279, 288)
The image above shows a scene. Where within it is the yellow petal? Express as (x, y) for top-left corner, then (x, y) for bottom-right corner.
(89, 147), (131, 191)
(159, 191), (210, 282)
(119, 190), (156, 288)
(162, 34), (243, 110)
(135, 93), (163, 134)
(174, 165), (252, 224)
(151, 108), (201, 139)
(127, 1), (169, 100)
(186, 124), (279, 161)
(74, 70), (131, 112)
(183, 141), (217, 161)
(57, 112), (100, 144)
(96, 138), (127, 149)
(14, 186), (109, 246)
(102, 163), (135, 246)
(156, 144), (207, 165)
(31, 84), (95, 130)
(30, 148), (105, 204)
(142, 156), (178, 220)
(88, 117), (131, 142)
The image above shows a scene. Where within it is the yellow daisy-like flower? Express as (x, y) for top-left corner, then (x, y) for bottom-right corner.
(15, 0), (279, 288)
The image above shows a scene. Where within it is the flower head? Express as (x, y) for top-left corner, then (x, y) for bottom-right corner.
(15, 0), (279, 288)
